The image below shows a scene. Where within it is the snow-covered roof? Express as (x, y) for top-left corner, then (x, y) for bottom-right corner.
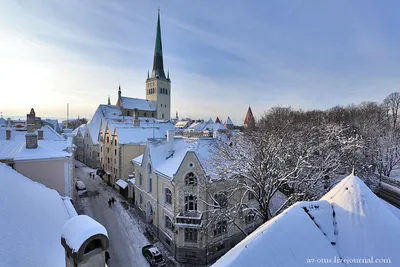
(133, 137), (216, 179)
(174, 120), (192, 129)
(225, 116), (233, 125)
(0, 117), (6, 126)
(0, 125), (64, 141)
(62, 215), (108, 253)
(120, 96), (156, 111)
(115, 122), (174, 145)
(0, 139), (71, 161)
(0, 163), (77, 267)
(187, 120), (227, 132)
(116, 179), (128, 189)
(213, 174), (400, 267)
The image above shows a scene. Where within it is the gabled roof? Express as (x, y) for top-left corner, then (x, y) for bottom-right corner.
(120, 97), (156, 111)
(0, 126), (64, 141)
(132, 137), (216, 179)
(215, 117), (221, 124)
(0, 163), (77, 267)
(244, 106), (255, 126)
(213, 174), (400, 267)
(114, 122), (174, 145)
(225, 116), (233, 125)
(187, 120), (227, 132)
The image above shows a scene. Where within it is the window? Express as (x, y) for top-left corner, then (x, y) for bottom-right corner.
(245, 211), (256, 224)
(107, 158), (110, 164)
(140, 194), (143, 204)
(107, 148), (110, 153)
(161, 104), (163, 107)
(107, 136), (109, 143)
(127, 110), (131, 116)
(152, 113), (154, 117)
(213, 221), (228, 236)
(148, 163), (152, 174)
(139, 173), (142, 186)
(216, 243), (225, 251)
(114, 158), (116, 164)
(165, 216), (173, 231)
(162, 113), (164, 119)
(144, 112), (147, 117)
(214, 192), (228, 209)
(97, 153), (99, 157)
(149, 177), (152, 193)
(184, 228), (198, 242)
(114, 149), (117, 156)
(165, 188), (172, 205)
(114, 140), (117, 146)
(184, 195), (197, 211)
(101, 147), (102, 152)
(185, 172), (197, 185)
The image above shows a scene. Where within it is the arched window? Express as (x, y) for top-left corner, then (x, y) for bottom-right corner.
(147, 163), (152, 192)
(106, 136), (109, 143)
(165, 216), (173, 230)
(114, 140), (117, 146)
(185, 172), (197, 185)
(245, 211), (256, 224)
(165, 188), (172, 205)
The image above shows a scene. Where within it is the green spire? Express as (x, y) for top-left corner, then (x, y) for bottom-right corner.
(151, 9), (166, 79)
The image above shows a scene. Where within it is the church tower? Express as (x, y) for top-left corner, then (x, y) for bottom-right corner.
(146, 10), (171, 120)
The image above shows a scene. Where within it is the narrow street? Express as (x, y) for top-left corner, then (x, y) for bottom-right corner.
(73, 161), (150, 267)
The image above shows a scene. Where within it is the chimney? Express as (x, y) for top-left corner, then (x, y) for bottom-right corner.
(7, 118), (11, 127)
(61, 215), (109, 267)
(26, 108), (38, 149)
(133, 108), (140, 126)
(38, 129), (44, 140)
(167, 129), (174, 152)
(6, 129), (11, 140)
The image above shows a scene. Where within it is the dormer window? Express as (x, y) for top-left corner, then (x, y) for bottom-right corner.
(185, 172), (197, 185)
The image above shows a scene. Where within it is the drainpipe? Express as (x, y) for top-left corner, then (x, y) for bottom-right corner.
(170, 178), (177, 259)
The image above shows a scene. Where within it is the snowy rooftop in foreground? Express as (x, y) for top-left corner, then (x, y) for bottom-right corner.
(62, 215), (108, 253)
(0, 125), (64, 141)
(0, 163), (77, 267)
(120, 96), (156, 111)
(213, 174), (400, 267)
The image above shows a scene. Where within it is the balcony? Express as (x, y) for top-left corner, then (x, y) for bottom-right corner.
(175, 211), (202, 228)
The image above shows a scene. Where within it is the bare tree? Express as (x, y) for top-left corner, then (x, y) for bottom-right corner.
(383, 92), (400, 130)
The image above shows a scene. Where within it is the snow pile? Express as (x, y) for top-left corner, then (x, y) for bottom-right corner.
(62, 215), (108, 252)
(214, 174), (400, 267)
(0, 163), (76, 267)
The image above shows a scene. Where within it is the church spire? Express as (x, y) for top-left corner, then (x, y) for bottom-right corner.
(151, 9), (166, 79)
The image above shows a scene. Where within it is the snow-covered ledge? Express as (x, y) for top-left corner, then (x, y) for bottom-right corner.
(61, 215), (109, 267)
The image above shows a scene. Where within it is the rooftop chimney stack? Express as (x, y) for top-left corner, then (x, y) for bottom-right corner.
(167, 129), (174, 152)
(6, 129), (11, 140)
(26, 108), (38, 149)
(133, 108), (140, 126)
(61, 215), (109, 267)
(7, 118), (11, 128)
(38, 129), (44, 140)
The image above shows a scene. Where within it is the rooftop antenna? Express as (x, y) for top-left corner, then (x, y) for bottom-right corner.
(66, 103), (69, 129)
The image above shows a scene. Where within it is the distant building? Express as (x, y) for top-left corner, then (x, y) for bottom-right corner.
(116, 10), (171, 120)
(244, 106), (255, 128)
(224, 116), (234, 130)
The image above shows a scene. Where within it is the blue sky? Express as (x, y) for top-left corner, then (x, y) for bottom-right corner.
(1, 1), (400, 124)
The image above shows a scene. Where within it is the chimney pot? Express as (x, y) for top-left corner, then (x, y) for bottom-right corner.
(6, 129), (11, 140)
(38, 129), (44, 140)
(167, 129), (174, 152)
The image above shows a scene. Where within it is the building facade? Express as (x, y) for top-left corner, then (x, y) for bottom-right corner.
(132, 134), (261, 264)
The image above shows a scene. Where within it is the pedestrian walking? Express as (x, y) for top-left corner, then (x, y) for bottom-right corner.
(111, 197), (116, 205)
(108, 199), (112, 208)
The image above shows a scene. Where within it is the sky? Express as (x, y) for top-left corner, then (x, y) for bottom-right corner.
(1, 1), (400, 124)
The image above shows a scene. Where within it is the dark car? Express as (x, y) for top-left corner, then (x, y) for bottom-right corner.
(96, 169), (106, 178)
(142, 245), (166, 266)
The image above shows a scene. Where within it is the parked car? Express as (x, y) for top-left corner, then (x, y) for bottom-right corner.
(75, 180), (86, 191)
(142, 245), (166, 266)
